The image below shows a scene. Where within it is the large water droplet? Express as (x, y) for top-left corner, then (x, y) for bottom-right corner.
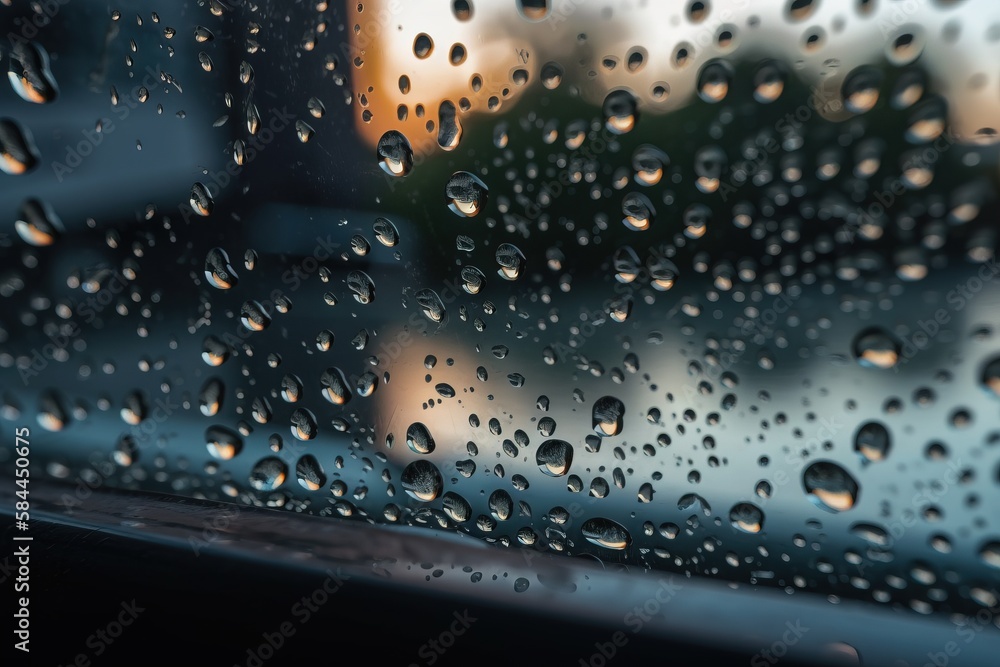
(854, 421), (891, 462)
(15, 199), (63, 246)
(373, 217), (400, 247)
(803, 461), (860, 512)
(415, 288), (446, 323)
(406, 422), (435, 454)
(250, 457), (287, 491)
(347, 270), (376, 304)
(852, 328), (901, 369)
(7, 41), (59, 103)
(290, 408), (318, 441)
(621, 192), (655, 231)
(198, 377), (224, 416)
(321, 367), (352, 405)
(592, 396), (625, 436)
(446, 171), (488, 217)
(204, 247), (239, 289)
(495, 243), (526, 281)
(295, 454), (326, 490)
(206, 425), (243, 460)
(536, 439), (573, 477)
(190, 182), (214, 216)
(401, 460), (443, 501)
(729, 502), (765, 533)
(377, 130), (413, 177)
(581, 517), (632, 550)
(240, 300), (271, 331)
(603, 90), (637, 134)
(0, 118), (40, 174)
(442, 491), (471, 522)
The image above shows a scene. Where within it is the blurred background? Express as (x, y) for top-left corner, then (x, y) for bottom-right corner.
(2, 0), (1000, 664)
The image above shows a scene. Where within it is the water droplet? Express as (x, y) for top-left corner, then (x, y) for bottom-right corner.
(206, 425), (243, 460)
(753, 61), (786, 103)
(240, 300), (271, 331)
(647, 254), (679, 291)
(15, 199), (63, 246)
(347, 270), (376, 304)
(622, 191), (659, 232)
(295, 120), (314, 143)
(730, 502), (765, 533)
(202, 335), (230, 366)
(7, 41), (59, 103)
(415, 288), (446, 323)
(613, 246), (641, 283)
(536, 439), (573, 477)
(803, 461), (860, 512)
(193, 26), (215, 43)
(980, 541), (1000, 569)
(321, 367), (352, 405)
(697, 59), (733, 103)
(581, 517), (632, 550)
(842, 66), (882, 114)
(290, 408), (318, 441)
(495, 243), (526, 280)
(198, 377), (224, 416)
(0, 118), (40, 174)
(489, 489), (513, 520)
(603, 90), (637, 134)
(401, 460), (443, 501)
(438, 100), (462, 150)
(694, 146), (727, 193)
(295, 454), (326, 490)
(541, 61), (564, 89)
(204, 247), (239, 289)
(460, 266), (486, 295)
(854, 422), (891, 462)
(592, 396), (625, 436)
(190, 182), (214, 217)
(631, 145), (668, 186)
(850, 522), (890, 547)
(250, 457), (287, 491)
(373, 217), (399, 247)
(198, 51), (213, 72)
(413, 33), (434, 58)
(446, 171), (488, 217)
(852, 327), (901, 369)
(442, 491), (472, 522)
(406, 422), (435, 454)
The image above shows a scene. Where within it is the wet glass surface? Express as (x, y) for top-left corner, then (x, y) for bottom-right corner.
(2, 0), (1000, 655)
